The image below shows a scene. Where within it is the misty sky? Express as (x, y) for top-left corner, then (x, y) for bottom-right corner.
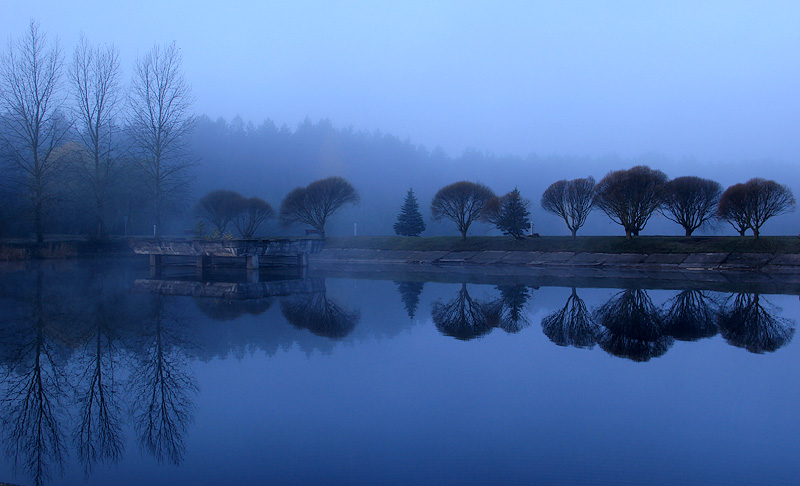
(4, 1), (800, 163)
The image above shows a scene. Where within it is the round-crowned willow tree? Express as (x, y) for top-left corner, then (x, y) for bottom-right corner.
(540, 177), (595, 239)
(279, 176), (359, 238)
(195, 189), (245, 234)
(233, 197), (275, 238)
(431, 181), (495, 240)
(594, 166), (668, 238)
(717, 183), (750, 236)
(718, 178), (795, 238)
(394, 188), (426, 236)
(660, 176), (722, 236)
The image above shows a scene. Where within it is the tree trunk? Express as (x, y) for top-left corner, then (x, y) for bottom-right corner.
(571, 228), (577, 240)
(739, 228), (746, 236)
(685, 228), (692, 236)
(753, 227), (760, 238)
(35, 205), (44, 243)
(461, 229), (467, 240)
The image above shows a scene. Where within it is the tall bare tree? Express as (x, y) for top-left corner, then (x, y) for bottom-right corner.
(540, 177), (595, 239)
(0, 21), (70, 243)
(69, 35), (123, 239)
(127, 42), (195, 238)
(660, 176), (721, 236)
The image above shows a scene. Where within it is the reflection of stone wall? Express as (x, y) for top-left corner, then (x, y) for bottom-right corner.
(312, 249), (800, 272)
(134, 277), (325, 299)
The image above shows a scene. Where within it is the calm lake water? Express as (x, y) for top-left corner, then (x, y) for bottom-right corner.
(0, 258), (798, 486)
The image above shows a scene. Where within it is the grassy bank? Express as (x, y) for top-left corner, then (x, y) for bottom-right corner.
(325, 236), (800, 254)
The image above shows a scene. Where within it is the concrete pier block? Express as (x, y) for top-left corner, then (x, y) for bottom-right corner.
(246, 254), (260, 270)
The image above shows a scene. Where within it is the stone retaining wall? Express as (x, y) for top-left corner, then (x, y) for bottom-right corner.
(311, 248), (800, 273)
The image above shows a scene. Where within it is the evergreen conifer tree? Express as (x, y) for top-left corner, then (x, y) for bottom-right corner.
(394, 188), (426, 236)
(395, 281), (425, 319)
(496, 188), (530, 239)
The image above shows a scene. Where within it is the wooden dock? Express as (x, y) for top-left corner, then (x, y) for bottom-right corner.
(130, 238), (324, 275)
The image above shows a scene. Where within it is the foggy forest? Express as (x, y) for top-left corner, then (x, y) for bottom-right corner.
(1, 19), (799, 242)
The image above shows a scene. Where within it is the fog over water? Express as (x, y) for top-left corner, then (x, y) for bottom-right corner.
(3, 2), (800, 236)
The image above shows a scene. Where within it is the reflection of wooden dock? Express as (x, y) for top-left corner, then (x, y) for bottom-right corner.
(134, 277), (325, 299)
(130, 238), (324, 274)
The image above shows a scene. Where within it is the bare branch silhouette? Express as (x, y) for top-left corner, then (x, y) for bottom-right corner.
(662, 290), (720, 341)
(594, 289), (674, 362)
(541, 288), (598, 348)
(718, 294), (795, 353)
(130, 297), (198, 465)
(431, 283), (492, 341)
(281, 291), (360, 340)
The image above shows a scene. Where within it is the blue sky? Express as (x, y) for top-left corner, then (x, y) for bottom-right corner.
(3, 1), (800, 162)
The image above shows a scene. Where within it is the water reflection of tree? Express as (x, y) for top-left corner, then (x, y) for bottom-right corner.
(281, 292), (360, 340)
(0, 271), (71, 486)
(594, 289), (674, 362)
(394, 281), (425, 319)
(484, 285), (532, 334)
(431, 283), (493, 341)
(194, 297), (273, 321)
(662, 290), (720, 341)
(72, 271), (131, 474)
(718, 293), (796, 353)
(541, 288), (598, 348)
(130, 296), (198, 465)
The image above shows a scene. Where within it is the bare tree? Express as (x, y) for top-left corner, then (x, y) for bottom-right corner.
(594, 289), (673, 362)
(281, 291), (360, 340)
(594, 166), (668, 238)
(0, 21), (70, 243)
(540, 288), (598, 348)
(745, 178), (795, 238)
(69, 35), (123, 239)
(194, 189), (244, 234)
(718, 178), (796, 238)
(540, 177), (595, 239)
(717, 183), (750, 236)
(279, 176), (359, 237)
(431, 283), (492, 340)
(232, 196), (274, 238)
(431, 181), (495, 240)
(661, 176), (721, 236)
(131, 297), (197, 465)
(127, 42), (195, 238)
(718, 293), (795, 353)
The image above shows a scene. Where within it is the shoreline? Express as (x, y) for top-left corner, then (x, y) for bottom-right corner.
(311, 248), (800, 273)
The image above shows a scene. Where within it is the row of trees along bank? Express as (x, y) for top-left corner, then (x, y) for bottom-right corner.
(417, 167), (794, 240)
(0, 22), (194, 241)
(195, 166), (794, 241)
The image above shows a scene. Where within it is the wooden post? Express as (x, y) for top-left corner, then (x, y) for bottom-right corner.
(297, 252), (308, 267)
